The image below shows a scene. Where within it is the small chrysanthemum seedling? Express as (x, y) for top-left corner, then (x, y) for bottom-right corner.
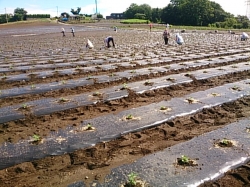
(177, 155), (197, 166)
(2, 74), (7, 79)
(32, 134), (41, 142)
(30, 84), (36, 89)
(126, 114), (134, 120)
(109, 73), (117, 77)
(144, 80), (153, 86)
(203, 70), (208, 73)
(92, 92), (101, 96)
(21, 103), (28, 109)
(231, 85), (241, 91)
(185, 97), (199, 104)
(246, 127), (250, 133)
(121, 83), (128, 90)
(180, 155), (189, 164)
(210, 92), (221, 97)
(184, 73), (192, 77)
(127, 172), (137, 186)
(122, 114), (141, 121)
(165, 65), (170, 69)
(160, 106), (171, 112)
(83, 123), (95, 131)
(59, 97), (69, 103)
(218, 138), (233, 147)
(166, 77), (176, 82)
(61, 80), (67, 84)
(217, 68), (224, 71)
(86, 75), (93, 80)
(231, 65), (238, 68)
(130, 70), (136, 74)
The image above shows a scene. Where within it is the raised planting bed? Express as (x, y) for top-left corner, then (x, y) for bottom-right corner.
(89, 119), (250, 186)
(0, 80), (250, 169)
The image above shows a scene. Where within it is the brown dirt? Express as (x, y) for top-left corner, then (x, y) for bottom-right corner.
(0, 21), (249, 187)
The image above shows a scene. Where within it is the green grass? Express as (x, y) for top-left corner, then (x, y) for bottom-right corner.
(120, 19), (149, 24)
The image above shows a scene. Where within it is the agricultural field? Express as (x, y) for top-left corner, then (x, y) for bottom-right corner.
(0, 21), (250, 187)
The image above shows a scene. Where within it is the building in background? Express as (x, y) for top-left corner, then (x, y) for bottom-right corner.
(106, 13), (124, 19)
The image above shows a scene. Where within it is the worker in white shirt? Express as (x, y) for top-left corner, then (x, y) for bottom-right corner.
(241, 32), (249, 41)
(175, 33), (184, 45)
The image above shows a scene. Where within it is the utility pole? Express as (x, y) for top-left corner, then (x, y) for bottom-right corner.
(5, 8), (8, 23)
(56, 6), (58, 17)
(247, 0), (250, 19)
(95, 0), (97, 14)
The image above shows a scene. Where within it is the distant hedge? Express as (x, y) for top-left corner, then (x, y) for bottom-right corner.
(26, 14), (50, 18)
(120, 19), (149, 24)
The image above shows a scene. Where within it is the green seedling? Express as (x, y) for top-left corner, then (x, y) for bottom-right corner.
(21, 103), (28, 109)
(166, 77), (176, 82)
(61, 80), (67, 84)
(185, 97), (199, 104)
(121, 83), (128, 90)
(32, 134), (41, 142)
(203, 70), (208, 73)
(160, 106), (170, 111)
(165, 65), (170, 69)
(127, 172), (137, 186)
(92, 92), (101, 96)
(30, 84), (36, 89)
(126, 114), (133, 120)
(85, 123), (95, 130)
(220, 138), (230, 145)
(2, 74), (7, 79)
(210, 92), (220, 97)
(86, 75), (93, 80)
(231, 85), (241, 91)
(130, 70), (136, 73)
(231, 65), (238, 68)
(180, 155), (190, 164)
(59, 97), (69, 102)
(109, 73), (116, 77)
(184, 72), (192, 77)
(144, 80), (153, 86)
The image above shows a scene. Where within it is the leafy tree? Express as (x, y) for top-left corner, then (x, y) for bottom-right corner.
(97, 13), (103, 18)
(71, 7), (81, 15)
(123, 3), (152, 20)
(123, 3), (139, 19)
(152, 8), (162, 23)
(134, 13), (146, 20)
(13, 7), (27, 21)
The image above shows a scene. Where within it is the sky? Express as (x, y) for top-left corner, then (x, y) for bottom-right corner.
(0, 0), (248, 18)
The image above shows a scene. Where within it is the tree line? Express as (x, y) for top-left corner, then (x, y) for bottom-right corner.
(123, 0), (250, 29)
(0, 8), (50, 24)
